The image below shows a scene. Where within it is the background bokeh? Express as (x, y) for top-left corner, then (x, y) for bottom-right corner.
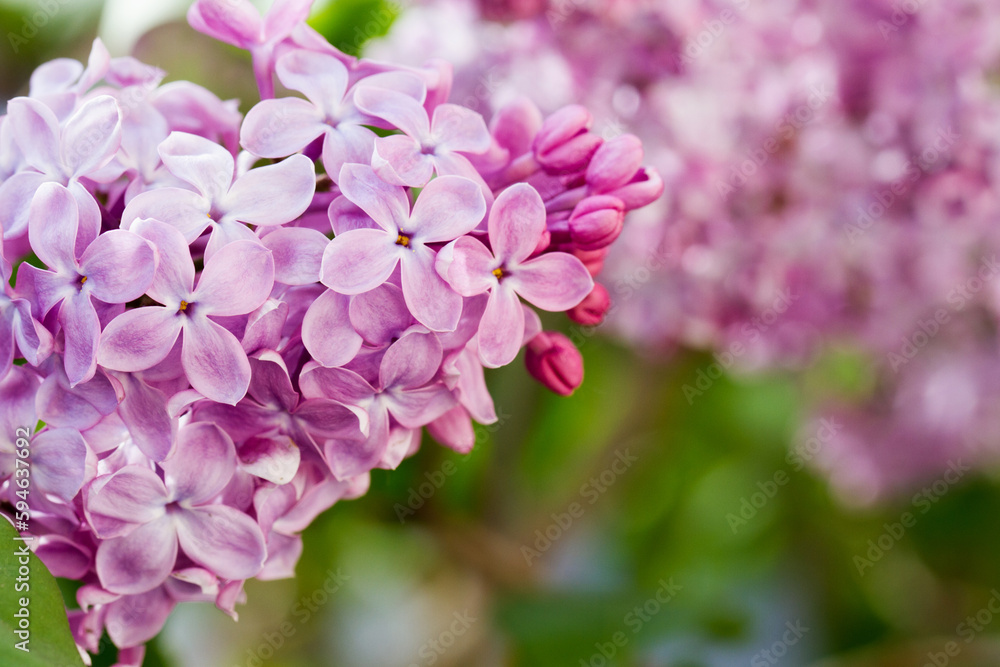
(4, 1), (1000, 665)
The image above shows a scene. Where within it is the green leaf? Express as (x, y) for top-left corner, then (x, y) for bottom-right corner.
(0, 517), (83, 667)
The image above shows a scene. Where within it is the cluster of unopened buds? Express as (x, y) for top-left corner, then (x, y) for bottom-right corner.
(0, 0), (660, 662)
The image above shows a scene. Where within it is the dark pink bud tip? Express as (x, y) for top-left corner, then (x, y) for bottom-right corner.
(569, 195), (625, 251)
(533, 105), (603, 174)
(568, 283), (611, 326)
(526, 331), (584, 396)
(607, 166), (665, 210)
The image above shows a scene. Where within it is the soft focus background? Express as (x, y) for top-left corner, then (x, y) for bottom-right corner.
(5, 1), (1000, 665)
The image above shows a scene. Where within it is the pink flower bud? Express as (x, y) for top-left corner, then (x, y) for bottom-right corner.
(526, 331), (583, 396)
(568, 283), (611, 325)
(586, 134), (643, 193)
(605, 166), (665, 210)
(569, 195), (625, 250)
(571, 246), (609, 277)
(533, 105), (604, 174)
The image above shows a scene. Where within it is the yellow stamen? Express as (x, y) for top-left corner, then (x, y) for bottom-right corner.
(179, 300), (188, 311)
(492, 268), (504, 279)
(396, 234), (410, 248)
(80, 276), (88, 285)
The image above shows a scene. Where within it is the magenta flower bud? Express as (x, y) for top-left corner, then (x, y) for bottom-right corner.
(533, 105), (604, 174)
(568, 283), (611, 326)
(568, 195), (625, 251)
(586, 134), (644, 194)
(525, 331), (583, 396)
(604, 166), (665, 210)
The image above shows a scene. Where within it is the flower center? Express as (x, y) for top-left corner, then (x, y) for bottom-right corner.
(492, 267), (504, 280)
(396, 234), (411, 248)
(178, 300), (189, 313)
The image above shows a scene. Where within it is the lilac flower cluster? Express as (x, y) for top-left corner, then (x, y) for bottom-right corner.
(370, 0), (1000, 502)
(0, 0), (659, 661)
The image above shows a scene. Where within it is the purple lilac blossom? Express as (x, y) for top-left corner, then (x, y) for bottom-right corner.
(0, 0), (659, 661)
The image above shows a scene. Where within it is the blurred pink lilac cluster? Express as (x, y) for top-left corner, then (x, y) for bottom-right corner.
(369, 0), (1000, 502)
(0, 0), (660, 661)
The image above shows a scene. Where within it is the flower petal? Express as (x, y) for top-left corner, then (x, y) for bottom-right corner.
(275, 50), (349, 112)
(96, 516), (177, 595)
(371, 134), (432, 188)
(62, 95), (122, 178)
(105, 587), (176, 649)
(110, 371), (176, 462)
(354, 87), (430, 140)
(222, 153), (316, 226)
(121, 188), (212, 243)
(27, 181), (79, 273)
(302, 288), (363, 367)
(60, 292), (101, 386)
(440, 236), (496, 296)
(400, 245), (462, 332)
(131, 219), (195, 307)
(163, 422), (237, 505)
(321, 124), (377, 185)
(386, 384), (456, 430)
(477, 285), (524, 368)
(507, 252), (594, 311)
(181, 315), (252, 405)
(30, 427), (87, 500)
(262, 227), (328, 285)
(86, 466), (169, 537)
(174, 505), (266, 581)
(79, 230), (157, 304)
(187, 0), (262, 48)
(324, 404), (389, 480)
(409, 175), (486, 243)
(239, 435), (299, 485)
(337, 163), (409, 233)
(7, 97), (61, 175)
(379, 331), (443, 390)
(193, 240), (274, 316)
(98, 307), (182, 372)
(432, 103), (491, 154)
(0, 171), (50, 241)
(320, 228), (399, 295)
(240, 97), (327, 158)
(489, 183), (547, 265)
(348, 283), (413, 346)
(158, 131), (234, 200)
